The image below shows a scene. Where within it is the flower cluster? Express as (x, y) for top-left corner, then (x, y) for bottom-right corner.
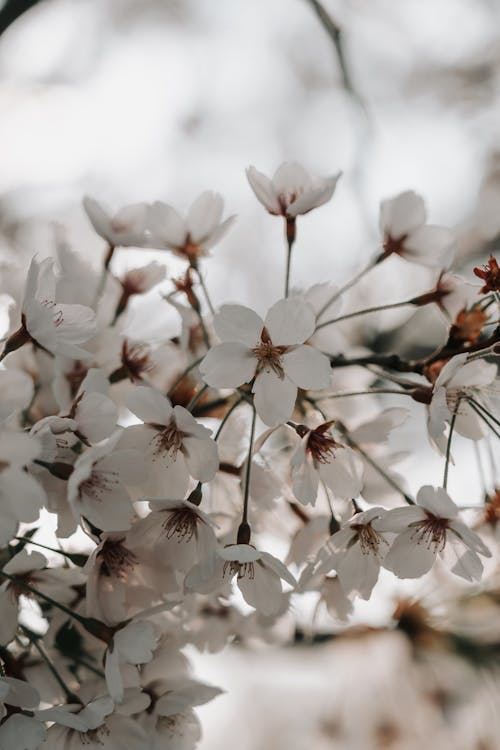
(0, 161), (498, 749)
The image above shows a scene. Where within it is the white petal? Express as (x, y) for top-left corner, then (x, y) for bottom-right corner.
(379, 190), (426, 239)
(246, 166), (281, 214)
(383, 528), (437, 578)
(200, 342), (256, 387)
(292, 453), (320, 505)
(127, 386), (172, 425)
(416, 485), (458, 518)
(213, 304), (264, 345)
(282, 345), (331, 389)
(264, 299), (315, 345)
(404, 225), (455, 268)
(187, 191), (223, 243)
(252, 371), (297, 426)
(183, 435), (219, 482)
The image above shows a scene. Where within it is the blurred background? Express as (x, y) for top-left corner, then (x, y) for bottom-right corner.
(1, 0), (500, 747)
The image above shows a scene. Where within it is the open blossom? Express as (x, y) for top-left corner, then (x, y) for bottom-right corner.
(291, 421), (364, 505)
(313, 508), (390, 599)
(1, 257), (96, 361)
(185, 543), (296, 616)
(379, 190), (456, 268)
(148, 191), (236, 263)
(67, 431), (142, 532)
(200, 298), (332, 426)
(379, 486), (492, 581)
(124, 386), (219, 496)
(246, 162), (340, 218)
(426, 352), (497, 454)
(127, 495), (218, 573)
(83, 196), (150, 248)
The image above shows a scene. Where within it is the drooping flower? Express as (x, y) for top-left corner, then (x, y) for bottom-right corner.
(426, 353), (497, 454)
(185, 543), (296, 616)
(312, 507), (390, 599)
(67, 431), (142, 532)
(123, 386), (219, 497)
(148, 192), (235, 264)
(246, 162), (340, 218)
(378, 485), (491, 581)
(200, 298), (332, 426)
(1, 257), (96, 362)
(83, 196), (150, 248)
(290, 421), (364, 505)
(379, 190), (456, 268)
(127, 494), (218, 574)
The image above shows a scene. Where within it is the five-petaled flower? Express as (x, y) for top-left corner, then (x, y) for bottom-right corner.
(379, 190), (456, 268)
(200, 298), (332, 426)
(378, 485), (491, 581)
(246, 162), (340, 219)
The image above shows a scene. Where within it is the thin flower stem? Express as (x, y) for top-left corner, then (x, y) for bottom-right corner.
(13, 537), (87, 567)
(443, 401), (460, 490)
(193, 265), (215, 317)
(315, 256), (378, 319)
(468, 397), (500, 429)
(284, 233), (295, 298)
(20, 626), (82, 704)
(346, 434), (415, 505)
(166, 356), (205, 398)
(241, 406), (257, 526)
(467, 399), (500, 440)
(315, 388), (412, 401)
(214, 397), (244, 441)
(186, 383), (210, 412)
(473, 441), (487, 497)
(316, 299), (413, 330)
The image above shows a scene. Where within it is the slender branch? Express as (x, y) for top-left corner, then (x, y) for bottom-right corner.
(166, 356), (205, 398)
(468, 397), (500, 429)
(315, 388), (412, 401)
(467, 399), (500, 440)
(315, 257), (378, 320)
(193, 265), (215, 317)
(316, 299), (414, 330)
(20, 626), (82, 704)
(214, 397), (244, 441)
(241, 407), (257, 528)
(443, 401), (460, 490)
(284, 218), (296, 298)
(186, 384), (209, 412)
(14, 537), (87, 567)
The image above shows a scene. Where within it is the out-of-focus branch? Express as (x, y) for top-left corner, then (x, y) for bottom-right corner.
(0, 0), (41, 35)
(305, 0), (367, 114)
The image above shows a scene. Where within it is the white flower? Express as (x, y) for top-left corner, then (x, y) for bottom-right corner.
(313, 508), (390, 599)
(2, 257), (96, 361)
(427, 353), (497, 454)
(0, 368), (34, 422)
(124, 386), (219, 497)
(67, 431), (141, 532)
(379, 190), (456, 268)
(0, 549), (47, 645)
(148, 191), (235, 263)
(379, 486), (491, 581)
(291, 422), (364, 505)
(0, 430), (46, 546)
(127, 495), (217, 573)
(83, 196), (150, 248)
(200, 299), (332, 426)
(0, 714), (46, 750)
(246, 162), (340, 218)
(185, 543), (296, 616)
(0, 677), (40, 716)
(105, 620), (157, 703)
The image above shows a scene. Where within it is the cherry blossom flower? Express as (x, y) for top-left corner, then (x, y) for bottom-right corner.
(105, 620), (157, 702)
(246, 162), (340, 218)
(200, 298), (332, 426)
(379, 486), (491, 581)
(148, 192), (235, 263)
(1, 257), (96, 362)
(83, 196), (150, 248)
(379, 190), (456, 268)
(290, 421), (364, 505)
(313, 508), (390, 599)
(67, 431), (142, 532)
(127, 495), (218, 574)
(426, 353), (497, 454)
(124, 386), (219, 497)
(0, 430), (46, 546)
(185, 543), (296, 616)
(0, 549), (47, 645)
(473, 254), (500, 294)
